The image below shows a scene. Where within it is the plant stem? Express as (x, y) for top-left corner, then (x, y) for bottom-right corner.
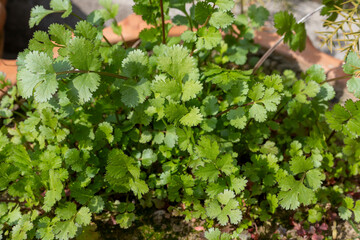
(272, 98), (291, 120)
(326, 130), (336, 145)
(253, 5), (324, 73)
(71, 12), (84, 21)
(321, 74), (352, 85)
(103, 36), (113, 47)
(215, 101), (254, 118)
(56, 70), (128, 80)
(184, 10), (193, 31)
(160, 0), (166, 44)
(349, 219), (360, 236)
(203, 2), (216, 27)
(0, 88), (12, 98)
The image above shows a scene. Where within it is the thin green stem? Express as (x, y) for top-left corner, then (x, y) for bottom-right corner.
(71, 12), (84, 21)
(56, 70), (128, 80)
(321, 74), (352, 85)
(103, 35), (113, 47)
(214, 101), (254, 118)
(160, 0), (166, 44)
(13, 111), (27, 120)
(349, 219), (360, 236)
(272, 98), (291, 120)
(326, 130), (336, 145)
(184, 10), (193, 31)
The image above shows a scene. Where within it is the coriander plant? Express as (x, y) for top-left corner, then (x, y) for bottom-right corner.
(0, 0), (360, 239)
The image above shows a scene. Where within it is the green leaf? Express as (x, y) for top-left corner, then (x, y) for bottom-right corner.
(325, 104), (351, 131)
(260, 141), (279, 155)
(141, 148), (157, 166)
(216, 0), (234, 11)
(75, 21), (98, 40)
(195, 136), (220, 161)
(181, 30), (197, 43)
(129, 178), (149, 198)
(18, 51), (58, 102)
(164, 103), (188, 123)
(274, 11), (306, 51)
(248, 5), (269, 27)
(121, 79), (151, 108)
(278, 175), (315, 210)
(347, 77), (360, 98)
(227, 107), (247, 129)
(216, 154), (235, 176)
(182, 80), (203, 102)
(11, 215), (33, 240)
(308, 209), (323, 223)
(201, 96), (219, 116)
(196, 27), (222, 50)
(36, 217), (55, 240)
(164, 126), (178, 148)
(116, 212), (136, 229)
(73, 73), (100, 102)
(152, 75), (182, 101)
(306, 64), (326, 83)
(195, 2), (213, 25)
(88, 196), (104, 213)
(209, 11), (234, 29)
(353, 201), (360, 222)
(53, 220), (77, 240)
(68, 37), (101, 71)
(305, 169), (325, 190)
(217, 190), (235, 205)
(249, 83), (265, 101)
(56, 202), (77, 220)
(230, 176), (247, 194)
(264, 74), (284, 92)
(249, 104), (267, 122)
(290, 156), (313, 175)
(122, 49), (149, 78)
(180, 107), (203, 126)
(155, 45), (199, 81)
(96, 122), (114, 144)
(339, 206), (352, 220)
(195, 164), (220, 182)
(50, 0), (72, 18)
(49, 23), (72, 45)
(29, 6), (54, 28)
(76, 207), (92, 226)
(205, 228), (221, 240)
(343, 51), (360, 74)
(44, 170), (64, 212)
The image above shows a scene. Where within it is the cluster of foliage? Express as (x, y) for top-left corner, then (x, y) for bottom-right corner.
(0, 0), (360, 239)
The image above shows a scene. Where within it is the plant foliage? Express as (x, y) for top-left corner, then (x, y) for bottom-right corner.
(0, 0), (360, 239)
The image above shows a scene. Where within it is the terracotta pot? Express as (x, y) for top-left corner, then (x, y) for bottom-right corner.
(0, 13), (354, 101)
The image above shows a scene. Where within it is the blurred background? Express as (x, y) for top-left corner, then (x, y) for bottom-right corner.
(0, 0), (339, 60)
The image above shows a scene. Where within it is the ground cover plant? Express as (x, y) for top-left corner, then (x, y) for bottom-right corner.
(0, 0), (360, 239)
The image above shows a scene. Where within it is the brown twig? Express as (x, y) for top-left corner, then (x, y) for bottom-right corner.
(203, 2), (216, 27)
(160, 0), (166, 44)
